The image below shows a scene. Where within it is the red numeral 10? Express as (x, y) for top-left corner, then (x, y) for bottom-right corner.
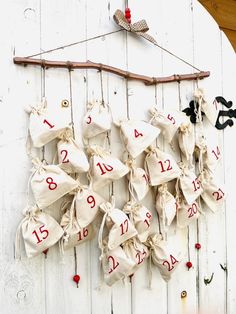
(120, 219), (129, 236)
(162, 254), (178, 271)
(212, 146), (220, 161)
(108, 256), (120, 274)
(96, 162), (113, 175)
(192, 178), (201, 192)
(61, 149), (69, 163)
(144, 212), (152, 227)
(32, 225), (49, 244)
(134, 129), (143, 138)
(77, 228), (88, 241)
(212, 188), (225, 201)
(43, 119), (55, 129)
(158, 159), (172, 173)
(87, 195), (96, 208)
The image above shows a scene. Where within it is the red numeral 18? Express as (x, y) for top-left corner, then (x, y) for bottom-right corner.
(32, 225), (49, 244)
(77, 228), (88, 241)
(158, 159), (172, 173)
(120, 219), (129, 236)
(43, 119), (55, 129)
(108, 256), (120, 273)
(162, 254), (178, 271)
(96, 162), (113, 175)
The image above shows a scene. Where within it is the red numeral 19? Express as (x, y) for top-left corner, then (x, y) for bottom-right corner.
(43, 119), (55, 129)
(212, 146), (220, 161)
(96, 162), (113, 175)
(108, 256), (120, 273)
(87, 195), (96, 208)
(192, 178), (201, 192)
(77, 228), (88, 241)
(32, 225), (49, 244)
(162, 254), (178, 271)
(144, 212), (152, 227)
(158, 159), (172, 173)
(120, 219), (129, 236)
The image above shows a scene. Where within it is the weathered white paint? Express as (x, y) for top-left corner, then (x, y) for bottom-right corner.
(0, 0), (235, 313)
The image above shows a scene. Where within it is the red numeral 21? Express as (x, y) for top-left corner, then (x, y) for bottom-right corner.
(96, 162), (113, 175)
(134, 129), (143, 138)
(188, 203), (198, 218)
(212, 188), (225, 201)
(162, 254), (178, 271)
(144, 212), (152, 227)
(108, 256), (120, 273)
(43, 119), (55, 129)
(158, 159), (172, 173)
(212, 146), (220, 161)
(32, 224), (49, 244)
(120, 219), (129, 236)
(60, 149), (69, 163)
(192, 178), (201, 192)
(77, 228), (88, 241)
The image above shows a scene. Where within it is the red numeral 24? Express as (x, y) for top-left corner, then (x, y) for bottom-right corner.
(120, 219), (129, 236)
(192, 178), (201, 192)
(61, 149), (69, 163)
(212, 188), (225, 201)
(43, 119), (55, 129)
(96, 162), (113, 175)
(158, 159), (172, 173)
(32, 225), (49, 244)
(162, 254), (178, 271)
(108, 256), (120, 274)
(212, 146), (220, 161)
(188, 203), (198, 218)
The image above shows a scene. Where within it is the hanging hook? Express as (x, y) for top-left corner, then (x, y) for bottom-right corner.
(204, 272), (214, 285)
(215, 96), (234, 130)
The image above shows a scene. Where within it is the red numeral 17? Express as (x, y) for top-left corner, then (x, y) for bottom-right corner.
(212, 146), (220, 161)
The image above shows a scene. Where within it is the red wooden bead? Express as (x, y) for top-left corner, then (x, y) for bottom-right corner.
(195, 243), (201, 250)
(73, 274), (80, 284)
(186, 261), (193, 269)
(125, 12), (131, 19)
(125, 7), (131, 13)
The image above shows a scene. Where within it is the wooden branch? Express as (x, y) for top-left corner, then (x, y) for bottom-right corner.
(13, 57), (210, 85)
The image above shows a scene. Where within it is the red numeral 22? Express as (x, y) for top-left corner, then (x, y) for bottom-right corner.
(188, 203), (198, 218)
(108, 256), (120, 273)
(32, 225), (49, 244)
(158, 159), (172, 173)
(96, 162), (113, 175)
(61, 149), (69, 163)
(162, 255), (178, 271)
(212, 188), (225, 201)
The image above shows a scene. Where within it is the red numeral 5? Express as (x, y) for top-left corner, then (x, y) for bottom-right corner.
(167, 114), (176, 125)
(32, 225), (49, 244)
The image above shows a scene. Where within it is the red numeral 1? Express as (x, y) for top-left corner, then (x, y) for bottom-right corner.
(108, 256), (120, 273)
(212, 146), (220, 160)
(120, 219), (129, 236)
(32, 225), (49, 244)
(43, 119), (55, 129)
(144, 212), (152, 227)
(192, 178), (201, 192)
(77, 228), (89, 241)
(96, 162), (113, 175)
(134, 129), (143, 138)
(158, 159), (172, 173)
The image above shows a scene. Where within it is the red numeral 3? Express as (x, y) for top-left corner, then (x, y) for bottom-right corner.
(32, 225), (49, 244)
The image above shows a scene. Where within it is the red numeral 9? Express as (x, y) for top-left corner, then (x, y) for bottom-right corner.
(87, 195), (96, 208)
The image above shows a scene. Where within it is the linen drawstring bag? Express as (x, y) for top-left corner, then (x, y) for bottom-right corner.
(176, 198), (200, 228)
(194, 88), (219, 126)
(178, 121), (195, 164)
(179, 164), (203, 205)
(122, 237), (149, 273)
(83, 100), (112, 139)
(25, 97), (72, 148)
(155, 184), (176, 232)
(149, 107), (186, 143)
(57, 128), (89, 174)
(126, 158), (150, 201)
(99, 198), (137, 250)
(60, 198), (95, 252)
(117, 119), (160, 158)
(200, 142), (222, 171)
(146, 233), (181, 282)
(15, 205), (64, 259)
(200, 170), (226, 212)
(30, 158), (78, 209)
(145, 146), (181, 186)
(88, 145), (129, 191)
(123, 201), (152, 242)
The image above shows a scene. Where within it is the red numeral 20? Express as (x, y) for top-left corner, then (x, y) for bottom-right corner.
(144, 212), (152, 227)
(212, 188), (225, 201)
(120, 219), (129, 236)
(192, 178), (201, 192)
(43, 119), (55, 129)
(77, 228), (88, 241)
(212, 146), (220, 161)
(32, 224), (49, 244)
(87, 195), (96, 208)
(158, 159), (172, 173)
(61, 149), (69, 163)
(96, 162), (113, 175)
(134, 129), (143, 138)
(162, 254), (178, 271)
(108, 256), (120, 274)
(188, 203), (198, 218)
(46, 177), (58, 190)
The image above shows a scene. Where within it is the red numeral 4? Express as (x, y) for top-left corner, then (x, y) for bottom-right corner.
(162, 254), (178, 271)
(167, 114), (176, 125)
(32, 225), (49, 244)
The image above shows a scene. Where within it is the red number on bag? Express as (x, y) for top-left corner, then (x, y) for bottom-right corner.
(32, 225), (49, 244)
(108, 256), (120, 274)
(212, 146), (220, 161)
(134, 129), (143, 138)
(192, 178), (201, 192)
(162, 254), (178, 271)
(212, 188), (225, 201)
(158, 159), (173, 173)
(120, 219), (129, 236)
(61, 149), (69, 163)
(86, 115), (92, 124)
(96, 162), (113, 175)
(144, 212), (152, 227)
(43, 119), (55, 129)
(142, 174), (150, 184)
(188, 203), (198, 218)
(136, 251), (145, 265)
(167, 114), (176, 125)
(87, 195), (96, 208)
(77, 228), (89, 241)
(46, 177), (58, 190)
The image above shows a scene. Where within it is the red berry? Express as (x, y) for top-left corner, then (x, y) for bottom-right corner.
(186, 261), (193, 269)
(73, 274), (80, 284)
(195, 243), (201, 250)
(125, 8), (131, 13)
(125, 12), (131, 19)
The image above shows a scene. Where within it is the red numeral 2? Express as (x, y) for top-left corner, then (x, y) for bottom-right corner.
(158, 159), (172, 173)
(77, 228), (88, 241)
(32, 225), (49, 244)
(96, 162), (113, 175)
(212, 146), (220, 161)
(87, 195), (96, 208)
(212, 188), (225, 201)
(162, 254), (178, 271)
(108, 256), (120, 274)
(134, 129), (143, 138)
(86, 116), (92, 124)
(120, 219), (129, 236)
(61, 149), (69, 163)
(144, 212), (152, 227)
(188, 203), (198, 218)
(46, 177), (58, 190)
(43, 119), (55, 129)
(192, 178), (201, 192)
(167, 114), (176, 125)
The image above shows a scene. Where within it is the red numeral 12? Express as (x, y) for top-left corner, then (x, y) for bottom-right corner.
(158, 159), (172, 173)
(32, 225), (49, 244)
(43, 119), (55, 129)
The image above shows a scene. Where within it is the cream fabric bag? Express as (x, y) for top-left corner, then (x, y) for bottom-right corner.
(177, 199), (200, 228)
(15, 205), (64, 259)
(123, 202), (152, 242)
(126, 159), (149, 201)
(146, 233), (181, 282)
(155, 184), (176, 232)
(200, 170), (226, 212)
(83, 100), (112, 139)
(118, 119), (160, 158)
(145, 146), (181, 186)
(149, 107), (186, 143)
(203, 143), (222, 171)
(57, 129), (89, 174)
(26, 98), (72, 148)
(178, 121), (195, 164)
(88, 145), (129, 191)
(30, 158), (78, 209)
(99, 199), (137, 250)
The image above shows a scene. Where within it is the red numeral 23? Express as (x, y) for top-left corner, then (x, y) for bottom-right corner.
(188, 203), (198, 218)
(77, 228), (88, 241)
(46, 177), (58, 190)
(96, 162), (113, 175)
(61, 149), (69, 163)
(158, 159), (172, 173)
(212, 188), (225, 201)
(108, 256), (120, 273)
(120, 219), (129, 236)
(32, 225), (49, 244)
(162, 254), (178, 271)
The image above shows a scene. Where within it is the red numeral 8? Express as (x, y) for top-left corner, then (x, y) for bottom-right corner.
(46, 177), (58, 190)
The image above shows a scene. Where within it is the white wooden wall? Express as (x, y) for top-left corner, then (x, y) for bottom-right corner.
(0, 1), (236, 313)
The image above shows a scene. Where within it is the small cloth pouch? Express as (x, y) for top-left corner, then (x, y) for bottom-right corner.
(200, 170), (226, 212)
(146, 233), (181, 282)
(30, 158), (78, 209)
(155, 184), (176, 232)
(126, 158), (149, 201)
(123, 201), (152, 242)
(118, 119), (160, 158)
(149, 107), (185, 143)
(202, 143), (222, 171)
(145, 146), (181, 186)
(57, 128), (89, 174)
(176, 198), (200, 228)
(99, 198), (137, 250)
(15, 205), (64, 258)
(88, 145), (129, 191)
(178, 121), (195, 164)
(26, 97), (71, 148)
(83, 100), (112, 139)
